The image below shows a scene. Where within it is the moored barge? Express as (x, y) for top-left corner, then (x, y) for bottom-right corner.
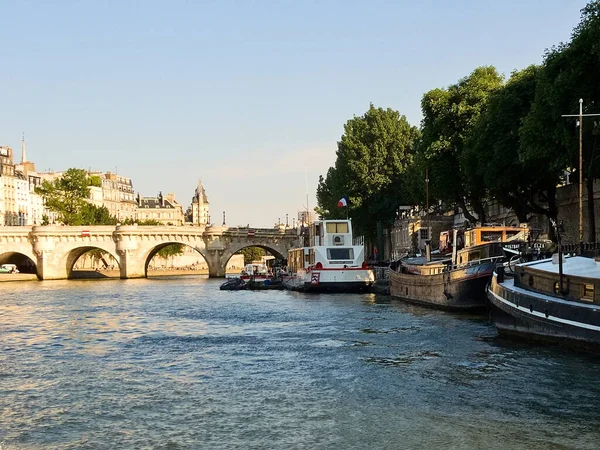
(487, 255), (600, 351)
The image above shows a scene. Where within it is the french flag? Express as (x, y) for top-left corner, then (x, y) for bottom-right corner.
(337, 197), (348, 208)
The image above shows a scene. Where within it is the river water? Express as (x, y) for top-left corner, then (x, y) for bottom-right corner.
(1, 276), (599, 449)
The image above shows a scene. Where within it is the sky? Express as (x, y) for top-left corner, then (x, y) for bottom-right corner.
(0, 0), (587, 227)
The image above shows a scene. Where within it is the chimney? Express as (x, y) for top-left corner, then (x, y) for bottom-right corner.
(21, 133), (27, 163)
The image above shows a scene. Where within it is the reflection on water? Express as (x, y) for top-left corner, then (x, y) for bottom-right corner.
(1, 277), (600, 449)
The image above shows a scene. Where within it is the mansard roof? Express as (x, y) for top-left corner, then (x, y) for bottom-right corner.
(192, 179), (209, 204)
(138, 195), (180, 209)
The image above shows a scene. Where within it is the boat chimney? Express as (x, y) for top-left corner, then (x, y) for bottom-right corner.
(425, 241), (431, 262)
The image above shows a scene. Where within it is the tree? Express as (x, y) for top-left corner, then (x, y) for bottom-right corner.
(316, 104), (419, 239)
(34, 168), (119, 226)
(519, 1), (600, 241)
(120, 217), (162, 225)
(35, 168), (91, 225)
(81, 204), (118, 225)
(156, 244), (185, 267)
(237, 247), (266, 264)
(466, 66), (551, 223)
(419, 66), (504, 224)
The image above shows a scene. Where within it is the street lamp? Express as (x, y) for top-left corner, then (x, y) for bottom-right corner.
(562, 99), (600, 249)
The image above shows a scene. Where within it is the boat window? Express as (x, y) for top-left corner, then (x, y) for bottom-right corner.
(326, 222), (349, 233)
(327, 248), (354, 260)
(505, 231), (520, 240)
(583, 284), (595, 302)
(481, 231), (503, 242)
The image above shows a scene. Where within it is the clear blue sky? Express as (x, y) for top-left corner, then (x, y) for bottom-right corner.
(0, 0), (585, 227)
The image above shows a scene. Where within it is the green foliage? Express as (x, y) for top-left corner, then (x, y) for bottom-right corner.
(313, 3), (600, 244)
(34, 168), (118, 225)
(35, 168), (91, 225)
(466, 66), (549, 222)
(88, 175), (102, 187)
(120, 217), (161, 225)
(156, 244), (185, 259)
(237, 247), (265, 264)
(316, 104), (419, 239)
(41, 214), (49, 226)
(419, 66), (504, 224)
(81, 204), (118, 225)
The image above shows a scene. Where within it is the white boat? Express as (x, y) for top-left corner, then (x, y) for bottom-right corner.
(240, 263), (271, 281)
(281, 219), (374, 293)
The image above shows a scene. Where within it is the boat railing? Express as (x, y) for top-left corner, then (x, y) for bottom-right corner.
(445, 256), (504, 272)
(563, 241), (600, 257)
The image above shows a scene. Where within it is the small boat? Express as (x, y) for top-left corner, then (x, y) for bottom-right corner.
(220, 277), (247, 290)
(246, 278), (285, 290)
(240, 263), (272, 281)
(281, 219), (374, 293)
(389, 225), (528, 311)
(487, 255), (600, 351)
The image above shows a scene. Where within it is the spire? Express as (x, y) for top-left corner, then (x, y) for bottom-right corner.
(21, 132), (27, 163)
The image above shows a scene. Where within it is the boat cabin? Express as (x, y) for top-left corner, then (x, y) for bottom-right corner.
(287, 219), (365, 274)
(464, 225), (528, 248)
(242, 263), (269, 276)
(513, 256), (600, 305)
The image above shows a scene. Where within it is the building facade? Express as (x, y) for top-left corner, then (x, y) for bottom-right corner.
(135, 192), (184, 226)
(189, 179), (210, 226)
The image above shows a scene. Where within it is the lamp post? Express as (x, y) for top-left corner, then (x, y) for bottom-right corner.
(425, 167), (430, 246)
(562, 99), (600, 250)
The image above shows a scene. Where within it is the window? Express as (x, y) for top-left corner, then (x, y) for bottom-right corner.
(420, 229), (429, 239)
(583, 284), (595, 302)
(326, 222), (349, 233)
(327, 248), (354, 260)
(481, 231), (503, 242)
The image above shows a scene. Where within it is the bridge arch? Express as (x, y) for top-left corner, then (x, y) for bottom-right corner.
(141, 241), (209, 277)
(65, 245), (121, 279)
(0, 251), (38, 275)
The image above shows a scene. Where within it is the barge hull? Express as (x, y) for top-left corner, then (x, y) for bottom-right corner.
(488, 277), (600, 351)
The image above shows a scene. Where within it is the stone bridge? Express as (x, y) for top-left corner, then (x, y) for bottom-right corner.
(0, 224), (301, 280)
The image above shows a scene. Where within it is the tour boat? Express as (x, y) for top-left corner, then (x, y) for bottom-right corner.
(389, 225), (528, 311)
(487, 255), (600, 351)
(280, 219), (374, 293)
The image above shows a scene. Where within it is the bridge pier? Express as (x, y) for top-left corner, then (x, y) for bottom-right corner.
(204, 250), (227, 278)
(118, 250), (146, 279)
(35, 250), (69, 280)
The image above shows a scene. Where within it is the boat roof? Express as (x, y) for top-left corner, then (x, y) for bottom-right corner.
(403, 256), (451, 266)
(521, 256), (600, 279)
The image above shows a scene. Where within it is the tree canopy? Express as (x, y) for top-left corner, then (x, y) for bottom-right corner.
(419, 66), (504, 224)
(316, 104), (419, 239)
(35, 168), (117, 225)
(237, 247), (266, 264)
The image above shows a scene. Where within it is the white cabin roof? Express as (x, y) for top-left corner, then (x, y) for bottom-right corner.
(522, 256), (600, 279)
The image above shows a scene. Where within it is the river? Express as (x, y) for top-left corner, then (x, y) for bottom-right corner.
(1, 276), (599, 449)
